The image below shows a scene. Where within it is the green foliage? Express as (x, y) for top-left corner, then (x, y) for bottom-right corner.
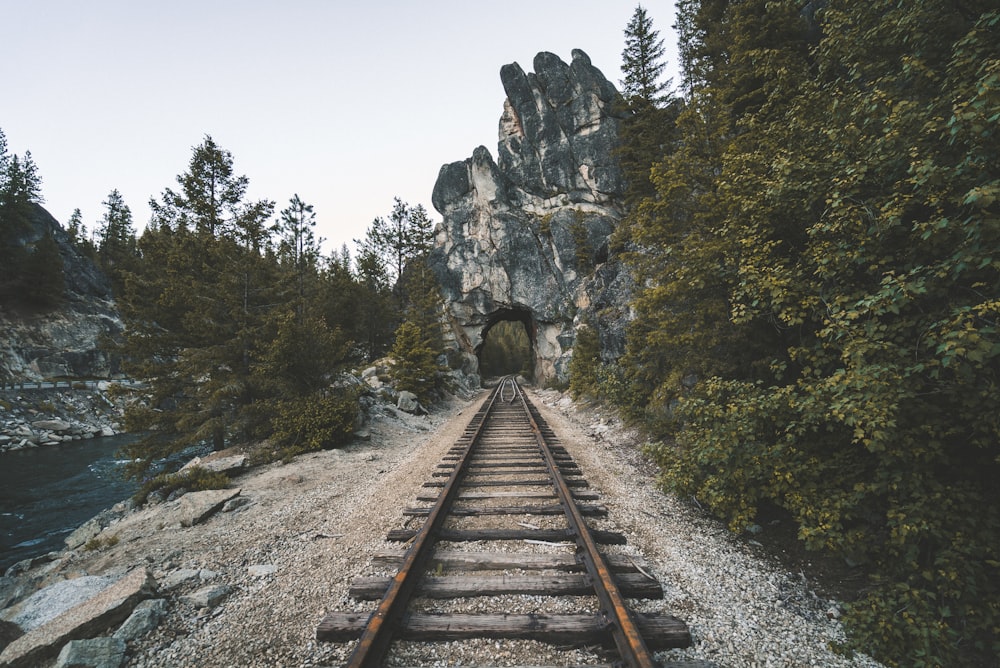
(479, 320), (533, 378)
(96, 189), (138, 294)
(21, 230), (64, 307)
(0, 130), (62, 307)
(621, 2), (1000, 665)
(568, 322), (600, 400)
(268, 390), (359, 461)
(84, 533), (119, 551)
(119, 136), (362, 478)
(620, 4), (671, 105)
(391, 320), (439, 403)
(132, 466), (230, 506)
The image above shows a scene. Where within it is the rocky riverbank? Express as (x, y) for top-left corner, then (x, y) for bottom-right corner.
(0, 385), (128, 454)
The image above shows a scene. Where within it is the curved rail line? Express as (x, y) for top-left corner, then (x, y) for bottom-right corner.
(317, 377), (690, 666)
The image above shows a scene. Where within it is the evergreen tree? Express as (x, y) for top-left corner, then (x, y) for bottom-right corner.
(620, 5), (670, 105)
(121, 137), (276, 467)
(617, 7), (682, 208)
(97, 189), (137, 291)
(275, 193), (320, 313)
(622, 2), (1000, 664)
(0, 132), (47, 302)
(22, 230), (64, 307)
(352, 244), (395, 362)
(358, 196), (434, 286)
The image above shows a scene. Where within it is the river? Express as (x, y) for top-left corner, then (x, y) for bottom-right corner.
(0, 434), (140, 572)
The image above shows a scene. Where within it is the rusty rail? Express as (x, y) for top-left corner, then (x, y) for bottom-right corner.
(320, 376), (690, 666)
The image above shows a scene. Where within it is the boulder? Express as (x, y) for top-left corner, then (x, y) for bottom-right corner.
(176, 488), (241, 527)
(0, 567), (155, 668)
(181, 584), (231, 609)
(396, 391), (420, 414)
(158, 569), (200, 592)
(1, 575), (117, 632)
(112, 599), (167, 641)
(54, 637), (125, 668)
(30, 419), (71, 432)
(179, 453), (247, 476)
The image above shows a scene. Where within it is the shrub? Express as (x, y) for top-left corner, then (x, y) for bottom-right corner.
(269, 390), (358, 462)
(133, 466), (230, 506)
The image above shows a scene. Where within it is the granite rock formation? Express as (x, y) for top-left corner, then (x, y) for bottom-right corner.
(0, 204), (122, 382)
(429, 49), (631, 383)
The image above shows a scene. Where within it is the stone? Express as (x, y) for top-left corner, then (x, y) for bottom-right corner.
(30, 419), (71, 431)
(159, 569), (200, 591)
(99, 426), (115, 438)
(54, 637), (126, 668)
(64, 518), (104, 550)
(221, 496), (252, 512)
(112, 598), (167, 641)
(1, 575), (117, 631)
(0, 567), (155, 668)
(361, 366), (378, 379)
(0, 620), (23, 653)
(428, 49), (631, 385)
(396, 391), (419, 413)
(247, 564), (277, 577)
(176, 488), (241, 527)
(181, 584), (231, 609)
(179, 453), (246, 476)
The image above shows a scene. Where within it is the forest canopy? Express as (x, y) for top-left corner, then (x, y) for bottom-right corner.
(602, 2), (1000, 666)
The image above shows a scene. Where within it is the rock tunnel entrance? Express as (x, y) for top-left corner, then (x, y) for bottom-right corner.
(475, 308), (535, 381)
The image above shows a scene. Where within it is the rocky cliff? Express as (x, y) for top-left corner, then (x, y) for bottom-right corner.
(0, 205), (122, 382)
(429, 49), (632, 383)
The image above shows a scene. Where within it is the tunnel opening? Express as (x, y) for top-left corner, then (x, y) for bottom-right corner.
(476, 308), (535, 381)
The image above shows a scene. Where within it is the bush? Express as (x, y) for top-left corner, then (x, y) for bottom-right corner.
(269, 390), (358, 461)
(133, 466), (230, 506)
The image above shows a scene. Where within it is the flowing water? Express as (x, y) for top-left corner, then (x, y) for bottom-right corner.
(0, 434), (140, 572)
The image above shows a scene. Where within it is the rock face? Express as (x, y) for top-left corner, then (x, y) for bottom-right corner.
(0, 204), (122, 383)
(429, 49), (630, 383)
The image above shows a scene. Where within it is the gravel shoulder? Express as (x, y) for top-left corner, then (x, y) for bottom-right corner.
(11, 388), (885, 667)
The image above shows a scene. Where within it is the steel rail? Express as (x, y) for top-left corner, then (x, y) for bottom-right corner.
(343, 382), (504, 668)
(511, 382), (658, 668)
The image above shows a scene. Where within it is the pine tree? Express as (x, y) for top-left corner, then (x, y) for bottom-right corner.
(358, 196), (434, 286)
(620, 5), (670, 105)
(97, 189), (137, 292)
(0, 133), (47, 301)
(275, 193), (320, 313)
(120, 137), (276, 468)
(617, 6), (682, 208)
(22, 230), (64, 307)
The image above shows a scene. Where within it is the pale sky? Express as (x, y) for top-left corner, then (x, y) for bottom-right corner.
(2, 1), (679, 254)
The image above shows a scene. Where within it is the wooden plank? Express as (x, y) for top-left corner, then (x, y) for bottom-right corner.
(349, 573), (662, 599)
(403, 504), (607, 517)
(415, 491), (600, 501)
(424, 478), (589, 488)
(371, 550), (647, 573)
(386, 528), (626, 544)
(316, 611), (691, 649)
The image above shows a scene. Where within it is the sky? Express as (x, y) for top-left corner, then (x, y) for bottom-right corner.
(2, 1), (679, 254)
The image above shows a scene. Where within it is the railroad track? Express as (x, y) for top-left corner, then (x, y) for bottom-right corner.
(317, 377), (691, 666)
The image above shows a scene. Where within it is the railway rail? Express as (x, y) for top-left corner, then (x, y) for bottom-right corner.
(317, 377), (691, 666)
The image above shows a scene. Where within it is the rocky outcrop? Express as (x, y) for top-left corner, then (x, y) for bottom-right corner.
(0, 567), (155, 668)
(0, 387), (127, 454)
(429, 49), (631, 383)
(0, 204), (122, 383)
